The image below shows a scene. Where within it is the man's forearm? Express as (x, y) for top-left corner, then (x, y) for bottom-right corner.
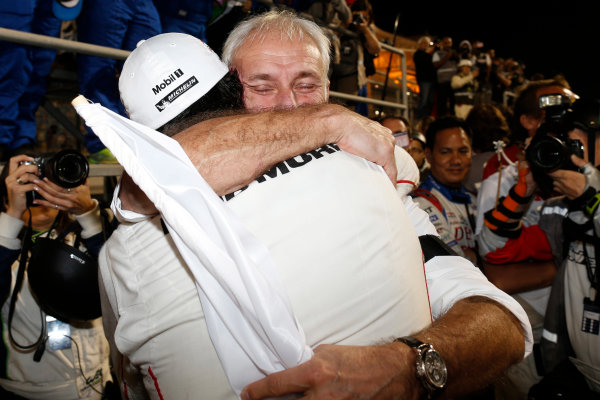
(410, 296), (524, 398)
(119, 104), (395, 214)
(174, 103), (394, 196)
(241, 296), (526, 400)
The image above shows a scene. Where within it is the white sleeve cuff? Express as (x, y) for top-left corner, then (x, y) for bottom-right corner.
(74, 199), (102, 239)
(0, 212), (25, 250)
(426, 255), (534, 359)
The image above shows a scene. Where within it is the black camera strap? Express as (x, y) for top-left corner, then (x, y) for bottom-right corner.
(7, 210), (47, 358)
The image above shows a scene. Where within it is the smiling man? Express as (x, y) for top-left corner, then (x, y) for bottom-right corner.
(411, 116), (478, 265)
(228, 27), (328, 110)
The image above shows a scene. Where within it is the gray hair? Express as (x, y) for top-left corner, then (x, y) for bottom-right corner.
(222, 10), (331, 77)
(417, 36), (431, 47)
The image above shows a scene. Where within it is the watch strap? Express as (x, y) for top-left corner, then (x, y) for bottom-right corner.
(395, 336), (424, 348)
(395, 336), (446, 399)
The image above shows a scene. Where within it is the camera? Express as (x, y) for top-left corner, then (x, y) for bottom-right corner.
(350, 13), (364, 29)
(19, 149), (89, 206)
(525, 93), (584, 195)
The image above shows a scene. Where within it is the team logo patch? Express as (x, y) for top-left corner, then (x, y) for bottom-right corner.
(152, 69), (184, 95)
(155, 76), (198, 112)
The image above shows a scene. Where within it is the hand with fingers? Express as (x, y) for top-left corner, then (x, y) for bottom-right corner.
(547, 155), (588, 200)
(330, 105), (398, 184)
(32, 177), (96, 216)
(241, 343), (420, 400)
(4, 154), (39, 219)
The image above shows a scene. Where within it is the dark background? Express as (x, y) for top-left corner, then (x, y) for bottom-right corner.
(369, 0), (597, 103)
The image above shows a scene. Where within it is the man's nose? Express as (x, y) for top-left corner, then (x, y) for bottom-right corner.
(450, 152), (462, 164)
(275, 89), (297, 109)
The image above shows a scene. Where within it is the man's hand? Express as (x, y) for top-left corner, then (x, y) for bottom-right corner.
(327, 105), (397, 183)
(241, 343), (421, 400)
(547, 155), (587, 199)
(242, 297), (525, 400)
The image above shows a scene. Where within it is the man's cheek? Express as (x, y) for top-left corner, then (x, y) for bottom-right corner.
(298, 92), (327, 107)
(243, 93), (259, 111)
(244, 93), (275, 112)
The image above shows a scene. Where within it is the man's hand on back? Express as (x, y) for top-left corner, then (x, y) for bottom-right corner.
(324, 104), (397, 183)
(241, 342), (421, 400)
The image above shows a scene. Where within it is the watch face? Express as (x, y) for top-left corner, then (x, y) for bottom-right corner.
(423, 349), (448, 389)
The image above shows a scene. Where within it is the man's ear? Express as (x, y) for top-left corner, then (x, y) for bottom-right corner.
(425, 148), (432, 163)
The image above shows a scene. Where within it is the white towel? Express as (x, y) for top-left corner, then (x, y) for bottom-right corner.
(73, 98), (312, 395)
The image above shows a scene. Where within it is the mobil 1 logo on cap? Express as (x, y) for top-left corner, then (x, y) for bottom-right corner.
(153, 68), (184, 95)
(153, 68), (198, 112)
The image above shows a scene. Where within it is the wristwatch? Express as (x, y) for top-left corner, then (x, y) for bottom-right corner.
(395, 336), (447, 399)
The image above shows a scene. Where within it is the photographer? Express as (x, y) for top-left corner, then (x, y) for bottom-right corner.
(476, 86), (600, 398)
(528, 103), (600, 399)
(0, 153), (115, 399)
(476, 79), (575, 262)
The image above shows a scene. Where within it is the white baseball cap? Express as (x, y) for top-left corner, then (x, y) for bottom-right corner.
(458, 59), (473, 68)
(119, 33), (229, 129)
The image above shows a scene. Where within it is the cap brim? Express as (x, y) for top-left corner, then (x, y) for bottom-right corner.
(52, 0), (83, 21)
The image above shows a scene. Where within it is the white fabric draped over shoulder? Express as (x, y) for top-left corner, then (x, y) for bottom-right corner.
(72, 97), (312, 395)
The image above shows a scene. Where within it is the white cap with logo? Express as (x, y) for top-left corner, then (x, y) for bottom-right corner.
(458, 59), (473, 68)
(119, 33), (228, 129)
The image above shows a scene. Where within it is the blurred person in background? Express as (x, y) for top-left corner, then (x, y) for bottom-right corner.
(432, 36), (458, 117)
(413, 36), (436, 120)
(0, 0), (82, 162)
(76, 0), (161, 163)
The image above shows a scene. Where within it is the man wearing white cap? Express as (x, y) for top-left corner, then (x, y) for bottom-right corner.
(451, 58), (480, 119)
(100, 11), (532, 400)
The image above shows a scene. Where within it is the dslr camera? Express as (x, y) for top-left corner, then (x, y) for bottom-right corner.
(350, 12), (364, 29)
(525, 93), (584, 195)
(19, 149), (89, 206)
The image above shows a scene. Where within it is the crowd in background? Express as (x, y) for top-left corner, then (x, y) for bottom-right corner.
(410, 32), (531, 126)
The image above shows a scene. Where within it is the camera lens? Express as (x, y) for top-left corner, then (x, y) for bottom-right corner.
(47, 150), (89, 188)
(527, 136), (567, 172)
